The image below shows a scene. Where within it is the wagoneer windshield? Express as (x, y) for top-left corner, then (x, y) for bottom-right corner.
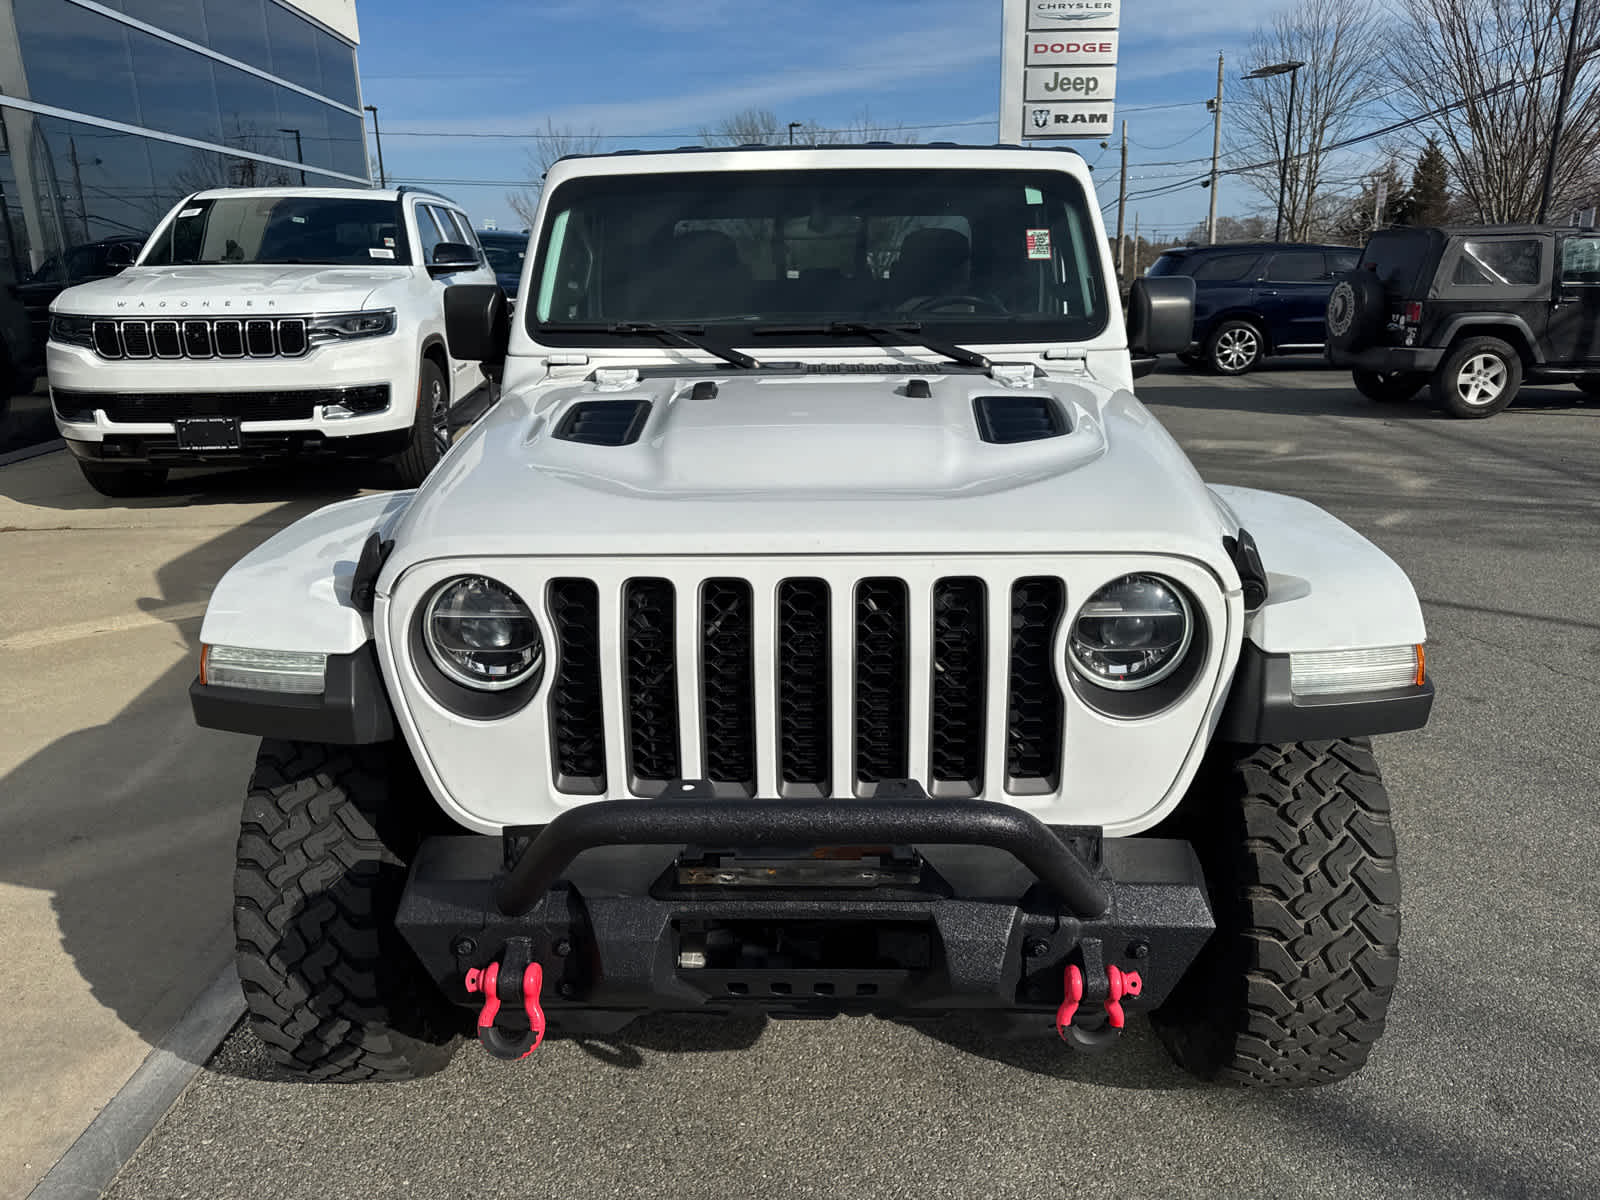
(529, 168), (1110, 346)
(143, 196), (412, 267)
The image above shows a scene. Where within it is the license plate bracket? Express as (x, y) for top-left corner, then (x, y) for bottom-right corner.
(174, 416), (241, 451)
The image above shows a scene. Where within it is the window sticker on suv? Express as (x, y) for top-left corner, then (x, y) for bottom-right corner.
(1452, 240), (1542, 287)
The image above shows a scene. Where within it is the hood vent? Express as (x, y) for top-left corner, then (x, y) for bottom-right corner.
(555, 400), (652, 446)
(973, 394), (1068, 444)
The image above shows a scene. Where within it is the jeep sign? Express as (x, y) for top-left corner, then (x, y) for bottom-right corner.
(1000, 0), (1118, 140)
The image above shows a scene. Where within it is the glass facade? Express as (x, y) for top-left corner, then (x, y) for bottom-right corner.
(0, 0), (367, 286)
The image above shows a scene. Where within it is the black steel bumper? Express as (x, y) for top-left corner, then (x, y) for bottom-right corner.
(396, 788), (1215, 1037)
(1325, 344), (1444, 372)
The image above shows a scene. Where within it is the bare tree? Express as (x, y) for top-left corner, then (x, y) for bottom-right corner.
(1227, 0), (1385, 240)
(1385, 0), (1600, 222)
(506, 120), (605, 227)
(701, 108), (784, 146)
(701, 108), (920, 147)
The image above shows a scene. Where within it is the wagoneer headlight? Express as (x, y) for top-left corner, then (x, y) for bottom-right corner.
(50, 314), (97, 349)
(1068, 574), (1193, 691)
(306, 308), (397, 345)
(424, 576), (543, 691)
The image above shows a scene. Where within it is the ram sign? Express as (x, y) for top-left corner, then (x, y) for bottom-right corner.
(1000, 0), (1120, 140)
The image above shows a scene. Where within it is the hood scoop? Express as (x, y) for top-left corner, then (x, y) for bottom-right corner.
(554, 399), (651, 446)
(973, 394), (1069, 444)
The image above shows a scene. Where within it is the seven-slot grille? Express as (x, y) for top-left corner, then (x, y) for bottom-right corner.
(90, 317), (308, 359)
(544, 572), (1068, 799)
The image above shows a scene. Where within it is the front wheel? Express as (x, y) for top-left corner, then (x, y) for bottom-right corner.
(1207, 320), (1265, 375)
(1352, 369), (1426, 404)
(1152, 739), (1401, 1088)
(391, 359), (450, 487)
(234, 740), (458, 1081)
(1431, 336), (1521, 418)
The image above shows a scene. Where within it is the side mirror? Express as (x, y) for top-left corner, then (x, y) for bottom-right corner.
(428, 241), (479, 275)
(1127, 275), (1196, 358)
(444, 284), (509, 367)
(105, 243), (137, 270)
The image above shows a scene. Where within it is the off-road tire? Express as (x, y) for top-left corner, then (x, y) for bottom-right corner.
(1430, 336), (1521, 418)
(1206, 319), (1265, 375)
(77, 462), (169, 497)
(1352, 369), (1425, 404)
(1152, 739), (1401, 1088)
(391, 358), (449, 487)
(234, 739), (457, 1081)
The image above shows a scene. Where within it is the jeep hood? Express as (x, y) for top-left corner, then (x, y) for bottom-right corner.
(384, 371), (1239, 573)
(48, 264), (403, 316)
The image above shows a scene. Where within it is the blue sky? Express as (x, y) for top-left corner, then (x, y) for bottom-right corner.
(354, 0), (1293, 240)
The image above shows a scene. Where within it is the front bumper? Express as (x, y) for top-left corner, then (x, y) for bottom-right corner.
(396, 789), (1215, 1038)
(63, 426), (411, 467)
(1326, 343), (1443, 372)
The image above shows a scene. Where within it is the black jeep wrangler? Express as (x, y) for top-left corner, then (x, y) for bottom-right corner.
(1326, 224), (1600, 417)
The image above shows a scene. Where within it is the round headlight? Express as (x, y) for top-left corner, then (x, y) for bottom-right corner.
(425, 576), (543, 691)
(1068, 574), (1193, 691)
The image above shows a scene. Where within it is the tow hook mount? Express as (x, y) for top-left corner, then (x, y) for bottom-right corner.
(1056, 945), (1142, 1053)
(464, 937), (546, 1060)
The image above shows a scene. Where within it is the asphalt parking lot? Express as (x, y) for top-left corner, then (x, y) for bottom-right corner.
(9, 365), (1599, 1199)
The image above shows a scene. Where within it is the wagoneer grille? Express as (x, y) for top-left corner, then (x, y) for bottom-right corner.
(90, 317), (308, 359)
(544, 570), (1069, 800)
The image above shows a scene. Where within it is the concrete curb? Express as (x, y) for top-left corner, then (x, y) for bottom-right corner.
(0, 439), (63, 467)
(27, 967), (243, 1200)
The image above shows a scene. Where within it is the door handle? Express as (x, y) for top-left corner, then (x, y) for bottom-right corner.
(1258, 289), (1279, 296)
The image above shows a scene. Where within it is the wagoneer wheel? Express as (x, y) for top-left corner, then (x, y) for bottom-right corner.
(1153, 739), (1401, 1087)
(234, 739), (457, 1081)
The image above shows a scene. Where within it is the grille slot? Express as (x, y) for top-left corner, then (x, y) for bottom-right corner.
(555, 400), (651, 446)
(276, 318), (308, 356)
(701, 579), (756, 794)
(92, 321), (121, 358)
(53, 387), (375, 423)
(974, 395), (1068, 444)
(854, 578), (909, 790)
(929, 578), (986, 795)
(151, 320), (182, 357)
(182, 320), (212, 358)
(119, 320), (152, 358)
(245, 319), (275, 356)
(547, 580), (606, 793)
(623, 579), (680, 794)
(213, 319), (245, 357)
(776, 579), (830, 794)
(1006, 578), (1066, 790)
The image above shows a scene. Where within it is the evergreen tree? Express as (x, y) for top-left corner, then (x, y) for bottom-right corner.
(1406, 138), (1451, 226)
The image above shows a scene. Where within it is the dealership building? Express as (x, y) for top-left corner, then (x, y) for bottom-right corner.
(0, 0), (369, 285)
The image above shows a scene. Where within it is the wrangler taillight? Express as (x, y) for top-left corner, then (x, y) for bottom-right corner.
(1402, 301), (1424, 325)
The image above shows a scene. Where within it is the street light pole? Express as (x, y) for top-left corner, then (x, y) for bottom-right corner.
(1244, 60), (1305, 242)
(1538, 0), (1584, 223)
(788, 121), (803, 145)
(364, 104), (386, 186)
(278, 128), (305, 185)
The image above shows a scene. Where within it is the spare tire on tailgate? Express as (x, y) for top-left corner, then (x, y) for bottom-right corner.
(1326, 270), (1386, 349)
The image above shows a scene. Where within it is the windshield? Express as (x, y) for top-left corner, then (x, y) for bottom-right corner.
(142, 196), (412, 267)
(480, 236), (527, 276)
(529, 167), (1109, 346)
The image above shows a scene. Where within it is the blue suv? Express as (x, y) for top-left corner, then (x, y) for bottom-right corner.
(1146, 242), (1359, 374)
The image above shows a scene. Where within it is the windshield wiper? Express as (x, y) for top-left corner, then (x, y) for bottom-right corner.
(562, 321), (760, 369)
(751, 321), (991, 370)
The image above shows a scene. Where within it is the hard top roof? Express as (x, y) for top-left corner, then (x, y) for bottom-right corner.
(551, 142), (1085, 166)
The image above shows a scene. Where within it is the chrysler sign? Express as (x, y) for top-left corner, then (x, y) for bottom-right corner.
(1000, 0), (1119, 140)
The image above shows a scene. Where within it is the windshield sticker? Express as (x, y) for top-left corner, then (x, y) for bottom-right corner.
(291, 215), (306, 224)
(369, 247), (396, 259)
(1027, 229), (1052, 260)
(178, 207), (202, 218)
(383, 236), (396, 247)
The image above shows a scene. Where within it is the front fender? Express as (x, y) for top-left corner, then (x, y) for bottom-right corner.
(198, 490), (415, 655)
(1210, 484), (1426, 654)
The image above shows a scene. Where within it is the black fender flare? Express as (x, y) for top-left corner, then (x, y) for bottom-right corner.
(1432, 314), (1542, 363)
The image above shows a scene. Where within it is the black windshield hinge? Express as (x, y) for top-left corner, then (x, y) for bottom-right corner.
(350, 531), (395, 614)
(1223, 529), (1269, 611)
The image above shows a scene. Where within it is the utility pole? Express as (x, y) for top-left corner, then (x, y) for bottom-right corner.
(278, 128), (306, 185)
(1131, 212), (1141, 277)
(1115, 119), (1128, 278)
(1207, 53), (1223, 244)
(364, 105), (386, 186)
(1538, 0), (1584, 223)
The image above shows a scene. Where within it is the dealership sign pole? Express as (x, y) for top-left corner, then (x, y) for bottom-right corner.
(999, 0), (1120, 143)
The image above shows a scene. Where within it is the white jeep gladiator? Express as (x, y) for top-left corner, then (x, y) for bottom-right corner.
(190, 146), (1432, 1086)
(48, 186), (497, 496)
